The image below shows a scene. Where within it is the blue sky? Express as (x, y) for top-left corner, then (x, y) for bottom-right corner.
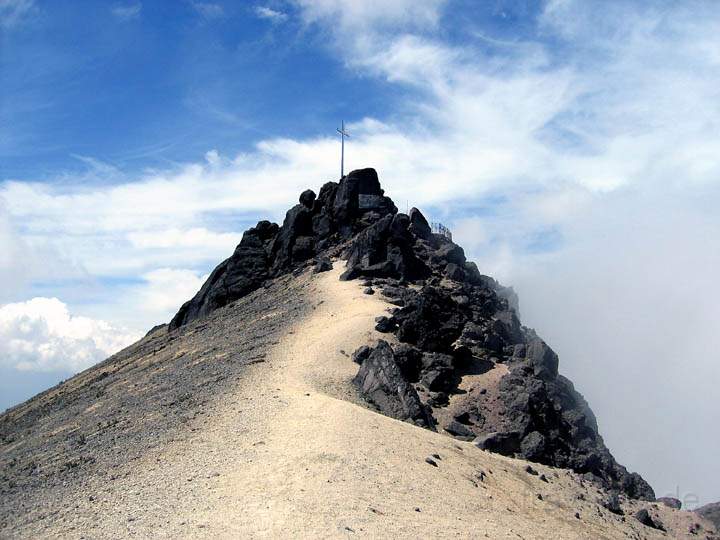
(2, 0), (720, 506)
(2, 2), (393, 178)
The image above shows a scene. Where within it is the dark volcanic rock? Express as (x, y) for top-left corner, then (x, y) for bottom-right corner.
(601, 492), (624, 515)
(351, 345), (371, 365)
(170, 220), (278, 329)
(170, 168), (395, 331)
(408, 207), (432, 240)
(473, 432), (521, 454)
(299, 189), (316, 208)
(634, 508), (665, 531)
(342, 213), (429, 281)
(445, 420), (475, 440)
(313, 257), (333, 273)
(168, 166), (656, 502)
(352, 341), (433, 429)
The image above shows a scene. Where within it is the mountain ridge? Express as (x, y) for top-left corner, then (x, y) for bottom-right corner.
(168, 167), (652, 500)
(2, 167), (716, 539)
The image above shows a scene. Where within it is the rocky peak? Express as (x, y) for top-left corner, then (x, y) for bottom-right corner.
(168, 167), (655, 501)
(169, 168), (396, 330)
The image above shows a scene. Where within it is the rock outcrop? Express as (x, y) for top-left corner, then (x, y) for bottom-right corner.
(352, 340), (434, 429)
(169, 167), (655, 500)
(170, 168), (395, 330)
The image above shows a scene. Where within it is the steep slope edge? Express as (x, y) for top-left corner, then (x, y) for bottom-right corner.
(167, 168), (652, 500)
(1, 266), (714, 538)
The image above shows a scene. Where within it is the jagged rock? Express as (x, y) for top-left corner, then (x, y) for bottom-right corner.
(657, 497), (682, 510)
(634, 508), (665, 531)
(333, 168), (396, 237)
(392, 344), (423, 382)
(299, 189), (316, 208)
(169, 220), (278, 330)
(408, 207), (432, 240)
(374, 316), (395, 333)
(601, 492), (624, 515)
(343, 213), (429, 281)
(169, 166), (656, 502)
(351, 346), (371, 365)
(445, 421), (475, 440)
(421, 367), (456, 392)
(393, 287), (467, 352)
(520, 431), (546, 461)
(313, 257), (333, 273)
(433, 241), (466, 266)
(473, 432), (521, 454)
(620, 472), (655, 501)
(445, 263), (465, 281)
(352, 341), (433, 428)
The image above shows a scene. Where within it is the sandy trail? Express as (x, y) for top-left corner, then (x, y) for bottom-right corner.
(153, 264), (670, 539)
(17, 264), (706, 539)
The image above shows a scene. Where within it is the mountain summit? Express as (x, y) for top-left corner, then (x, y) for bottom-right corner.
(1, 168), (715, 539)
(171, 167), (650, 498)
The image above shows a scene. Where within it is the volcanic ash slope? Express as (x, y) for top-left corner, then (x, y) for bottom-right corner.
(0, 265), (712, 539)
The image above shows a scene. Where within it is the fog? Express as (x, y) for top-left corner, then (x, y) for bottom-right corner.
(458, 185), (720, 507)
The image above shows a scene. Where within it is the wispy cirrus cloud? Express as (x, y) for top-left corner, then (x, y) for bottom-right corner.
(254, 6), (287, 24)
(111, 2), (142, 22)
(191, 1), (224, 20)
(0, 0), (36, 28)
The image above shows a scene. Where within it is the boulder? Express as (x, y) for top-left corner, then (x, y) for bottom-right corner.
(420, 367), (456, 392)
(352, 341), (433, 428)
(393, 287), (467, 352)
(408, 207), (432, 240)
(393, 344), (423, 382)
(313, 257), (333, 273)
(601, 492), (624, 515)
(299, 189), (316, 208)
(520, 431), (546, 461)
(473, 431), (522, 454)
(351, 345), (371, 365)
(634, 509), (665, 531)
(445, 263), (465, 281)
(343, 213), (429, 281)
(445, 421), (475, 440)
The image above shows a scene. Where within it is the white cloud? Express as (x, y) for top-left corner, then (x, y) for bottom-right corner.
(295, 0), (445, 31)
(191, 1), (224, 20)
(137, 268), (208, 315)
(127, 227), (241, 251)
(111, 2), (142, 21)
(0, 298), (140, 372)
(0, 0), (35, 28)
(254, 6), (287, 23)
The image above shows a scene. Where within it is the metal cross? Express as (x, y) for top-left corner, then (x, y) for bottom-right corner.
(337, 120), (350, 178)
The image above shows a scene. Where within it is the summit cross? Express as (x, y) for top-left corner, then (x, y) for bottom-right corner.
(337, 120), (350, 178)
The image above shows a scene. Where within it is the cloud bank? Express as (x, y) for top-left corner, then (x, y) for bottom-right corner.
(0, 297), (139, 372)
